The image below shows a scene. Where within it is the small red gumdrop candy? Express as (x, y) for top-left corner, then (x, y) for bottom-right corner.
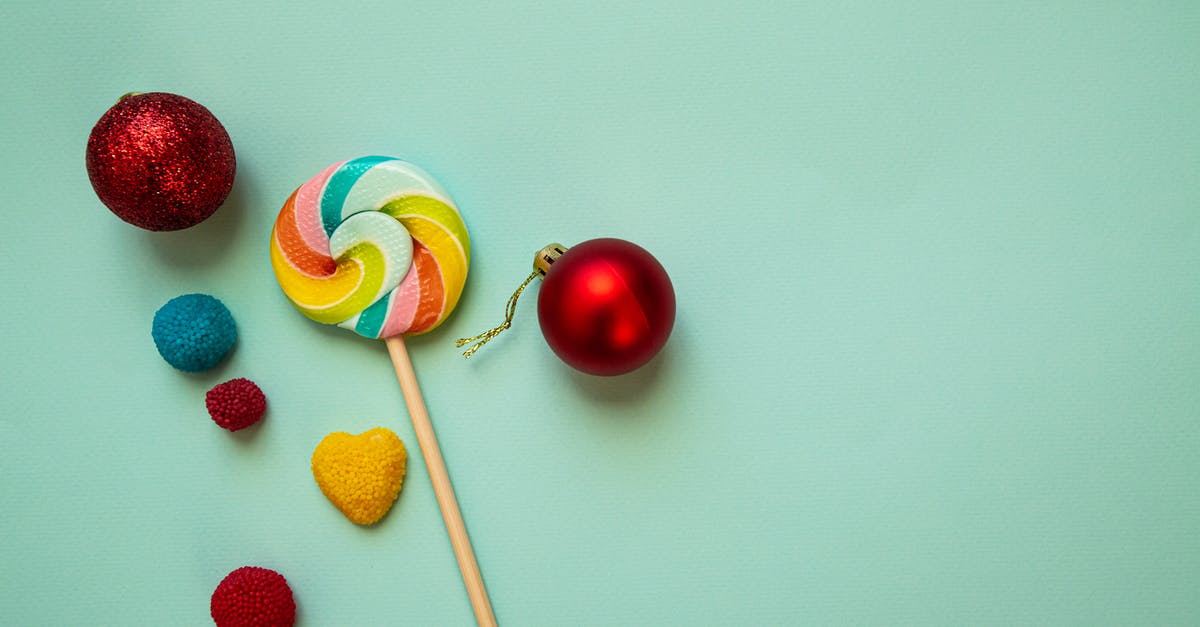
(210, 566), (295, 627)
(205, 378), (266, 431)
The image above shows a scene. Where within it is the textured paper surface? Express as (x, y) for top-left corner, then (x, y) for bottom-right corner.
(2, 2), (1199, 624)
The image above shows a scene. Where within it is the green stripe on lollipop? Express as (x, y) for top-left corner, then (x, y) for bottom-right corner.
(321, 156), (394, 236)
(353, 292), (391, 337)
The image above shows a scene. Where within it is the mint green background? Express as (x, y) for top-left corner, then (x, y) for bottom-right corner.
(2, 2), (1199, 625)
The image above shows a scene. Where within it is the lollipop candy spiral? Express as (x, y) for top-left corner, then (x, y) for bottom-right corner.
(270, 156), (470, 339)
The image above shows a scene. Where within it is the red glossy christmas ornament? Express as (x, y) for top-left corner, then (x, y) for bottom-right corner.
(538, 239), (675, 375)
(86, 92), (235, 231)
(457, 238), (675, 376)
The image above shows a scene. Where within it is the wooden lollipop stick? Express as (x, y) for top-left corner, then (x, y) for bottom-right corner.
(386, 336), (497, 627)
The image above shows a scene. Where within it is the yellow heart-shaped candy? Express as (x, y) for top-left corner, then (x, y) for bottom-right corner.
(311, 427), (407, 525)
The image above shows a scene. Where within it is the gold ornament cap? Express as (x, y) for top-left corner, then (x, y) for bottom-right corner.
(534, 243), (567, 276)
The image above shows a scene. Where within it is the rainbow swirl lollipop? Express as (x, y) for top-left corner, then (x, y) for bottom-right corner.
(270, 156), (469, 339)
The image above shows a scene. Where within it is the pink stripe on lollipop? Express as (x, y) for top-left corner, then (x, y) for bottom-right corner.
(292, 160), (345, 257)
(379, 261), (422, 338)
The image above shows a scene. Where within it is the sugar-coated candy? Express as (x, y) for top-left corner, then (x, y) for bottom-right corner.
(151, 293), (237, 372)
(210, 566), (295, 627)
(311, 427), (407, 525)
(205, 378), (266, 431)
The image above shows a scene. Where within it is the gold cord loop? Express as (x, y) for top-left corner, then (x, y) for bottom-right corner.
(455, 270), (540, 357)
(454, 243), (567, 359)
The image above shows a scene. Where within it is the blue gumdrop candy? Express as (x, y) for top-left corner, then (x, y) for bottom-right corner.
(151, 293), (237, 372)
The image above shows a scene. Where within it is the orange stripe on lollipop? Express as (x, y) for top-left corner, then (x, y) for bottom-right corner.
(273, 189), (335, 277)
(406, 241), (446, 335)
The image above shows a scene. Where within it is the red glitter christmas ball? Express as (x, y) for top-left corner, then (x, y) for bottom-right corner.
(205, 378), (266, 432)
(210, 566), (295, 627)
(538, 238), (676, 376)
(86, 92), (235, 231)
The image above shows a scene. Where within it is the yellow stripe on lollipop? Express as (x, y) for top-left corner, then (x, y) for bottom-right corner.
(379, 195), (469, 260)
(403, 217), (467, 306)
(269, 238), (385, 324)
(380, 195), (469, 315)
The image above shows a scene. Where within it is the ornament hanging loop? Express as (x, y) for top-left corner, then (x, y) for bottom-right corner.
(455, 243), (567, 358)
(455, 270), (538, 357)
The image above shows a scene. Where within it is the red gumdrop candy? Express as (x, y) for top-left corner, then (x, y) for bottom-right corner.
(205, 378), (266, 432)
(210, 566), (295, 627)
